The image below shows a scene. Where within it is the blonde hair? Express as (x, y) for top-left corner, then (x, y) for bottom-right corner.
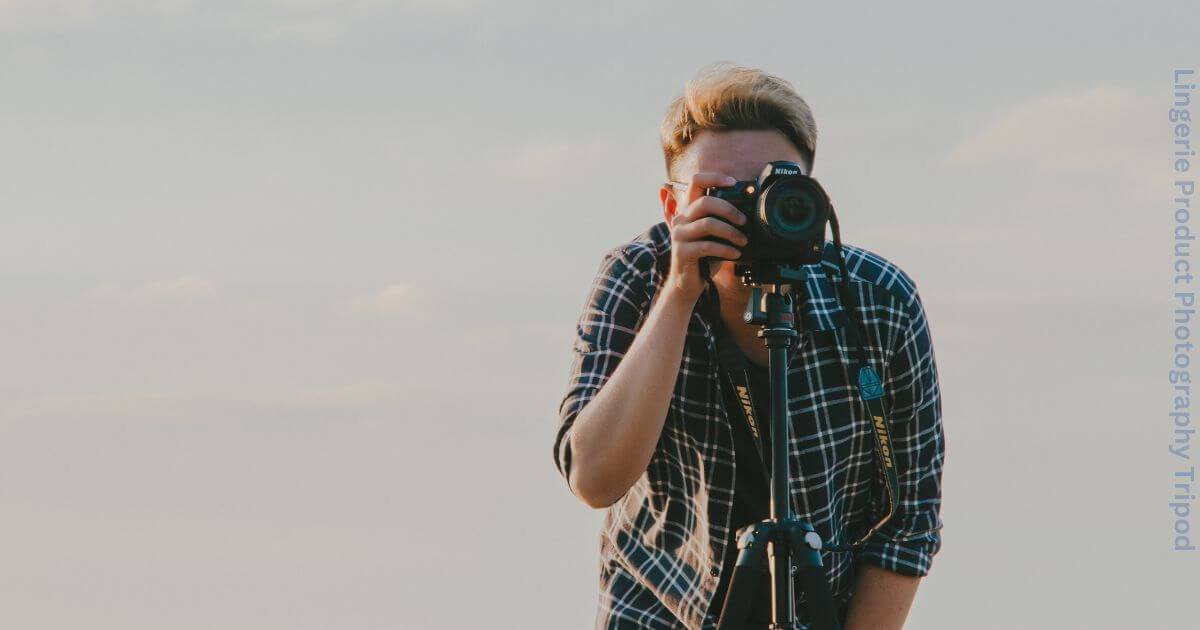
(659, 63), (817, 176)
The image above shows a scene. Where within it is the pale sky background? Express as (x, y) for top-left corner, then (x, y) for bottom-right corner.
(1, 1), (1196, 628)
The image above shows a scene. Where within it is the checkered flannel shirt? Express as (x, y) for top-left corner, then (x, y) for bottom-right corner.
(553, 221), (944, 629)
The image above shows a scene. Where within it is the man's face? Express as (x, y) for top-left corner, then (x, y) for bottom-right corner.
(660, 128), (808, 295)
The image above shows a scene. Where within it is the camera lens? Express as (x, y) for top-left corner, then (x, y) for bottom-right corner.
(777, 196), (814, 230)
(761, 182), (820, 239)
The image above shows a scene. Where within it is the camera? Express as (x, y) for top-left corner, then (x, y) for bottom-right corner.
(704, 160), (832, 267)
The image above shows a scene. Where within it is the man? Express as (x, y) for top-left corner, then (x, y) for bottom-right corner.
(553, 63), (944, 629)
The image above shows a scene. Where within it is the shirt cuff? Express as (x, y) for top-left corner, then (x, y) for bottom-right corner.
(857, 525), (941, 577)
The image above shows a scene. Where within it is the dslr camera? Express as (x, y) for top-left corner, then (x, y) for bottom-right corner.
(704, 160), (832, 267)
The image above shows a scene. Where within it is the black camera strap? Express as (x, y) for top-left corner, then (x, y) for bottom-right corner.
(829, 274), (900, 551)
(711, 321), (774, 488)
(705, 273), (900, 552)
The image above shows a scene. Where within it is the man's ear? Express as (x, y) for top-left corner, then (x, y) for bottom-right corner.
(659, 184), (677, 227)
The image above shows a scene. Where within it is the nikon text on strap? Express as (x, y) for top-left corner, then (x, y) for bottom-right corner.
(712, 322), (773, 488)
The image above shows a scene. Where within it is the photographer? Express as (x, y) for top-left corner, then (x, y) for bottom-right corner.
(553, 63), (944, 630)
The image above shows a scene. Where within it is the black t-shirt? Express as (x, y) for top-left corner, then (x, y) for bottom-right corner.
(709, 352), (774, 622)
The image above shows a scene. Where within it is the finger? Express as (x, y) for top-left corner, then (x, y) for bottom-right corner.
(669, 213), (697, 234)
(685, 171), (738, 206)
(674, 216), (748, 247)
(676, 240), (742, 262)
(680, 195), (747, 226)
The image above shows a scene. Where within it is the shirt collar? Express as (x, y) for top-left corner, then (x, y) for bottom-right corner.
(794, 259), (850, 332)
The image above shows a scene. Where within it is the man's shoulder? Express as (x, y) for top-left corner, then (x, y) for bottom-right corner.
(598, 221), (671, 280)
(820, 240), (922, 311)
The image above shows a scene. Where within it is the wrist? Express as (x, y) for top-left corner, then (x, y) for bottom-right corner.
(658, 280), (703, 310)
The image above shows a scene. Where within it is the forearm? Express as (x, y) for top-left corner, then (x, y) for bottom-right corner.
(567, 286), (695, 508)
(843, 564), (920, 630)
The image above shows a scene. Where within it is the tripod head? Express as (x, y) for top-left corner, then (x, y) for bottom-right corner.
(733, 260), (810, 288)
(731, 262), (811, 347)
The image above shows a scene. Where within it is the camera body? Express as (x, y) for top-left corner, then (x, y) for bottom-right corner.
(704, 160), (831, 267)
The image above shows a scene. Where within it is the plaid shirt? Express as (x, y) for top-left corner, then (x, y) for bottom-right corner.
(553, 221), (944, 629)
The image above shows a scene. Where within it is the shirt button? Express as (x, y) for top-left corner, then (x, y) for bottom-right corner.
(709, 566), (720, 577)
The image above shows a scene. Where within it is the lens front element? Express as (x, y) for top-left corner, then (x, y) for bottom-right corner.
(760, 180), (821, 240)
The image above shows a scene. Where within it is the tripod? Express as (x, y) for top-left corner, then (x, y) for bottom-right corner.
(715, 264), (841, 630)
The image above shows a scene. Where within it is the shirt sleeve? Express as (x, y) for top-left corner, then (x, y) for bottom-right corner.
(552, 244), (656, 488)
(857, 283), (945, 577)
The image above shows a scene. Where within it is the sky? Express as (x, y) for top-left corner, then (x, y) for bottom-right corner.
(0, 1), (1196, 628)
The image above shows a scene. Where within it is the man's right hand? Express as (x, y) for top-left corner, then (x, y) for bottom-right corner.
(664, 172), (749, 302)
(564, 172), (751, 509)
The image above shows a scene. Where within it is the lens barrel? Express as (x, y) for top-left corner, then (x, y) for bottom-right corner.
(757, 177), (827, 242)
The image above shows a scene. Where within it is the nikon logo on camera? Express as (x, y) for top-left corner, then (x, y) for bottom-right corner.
(736, 385), (760, 439)
(773, 166), (800, 175)
(873, 415), (894, 469)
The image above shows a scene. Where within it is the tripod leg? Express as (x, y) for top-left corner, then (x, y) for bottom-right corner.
(789, 522), (841, 630)
(716, 521), (772, 630)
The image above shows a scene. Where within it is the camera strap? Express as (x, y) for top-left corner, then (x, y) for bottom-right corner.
(831, 275), (900, 550)
(711, 320), (774, 488)
(705, 277), (900, 551)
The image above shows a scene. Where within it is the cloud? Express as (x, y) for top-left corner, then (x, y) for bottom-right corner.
(141, 274), (219, 299)
(349, 282), (421, 316)
(0, 0), (480, 31)
(0, 0), (94, 15)
(256, 0), (442, 8)
(260, 19), (343, 43)
(5, 382), (407, 420)
(82, 274), (219, 305)
(492, 136), (616, 181)
(8, 390), (175, 419)
(262, 381), (404, 410)
(945, 85), (1156, 174)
